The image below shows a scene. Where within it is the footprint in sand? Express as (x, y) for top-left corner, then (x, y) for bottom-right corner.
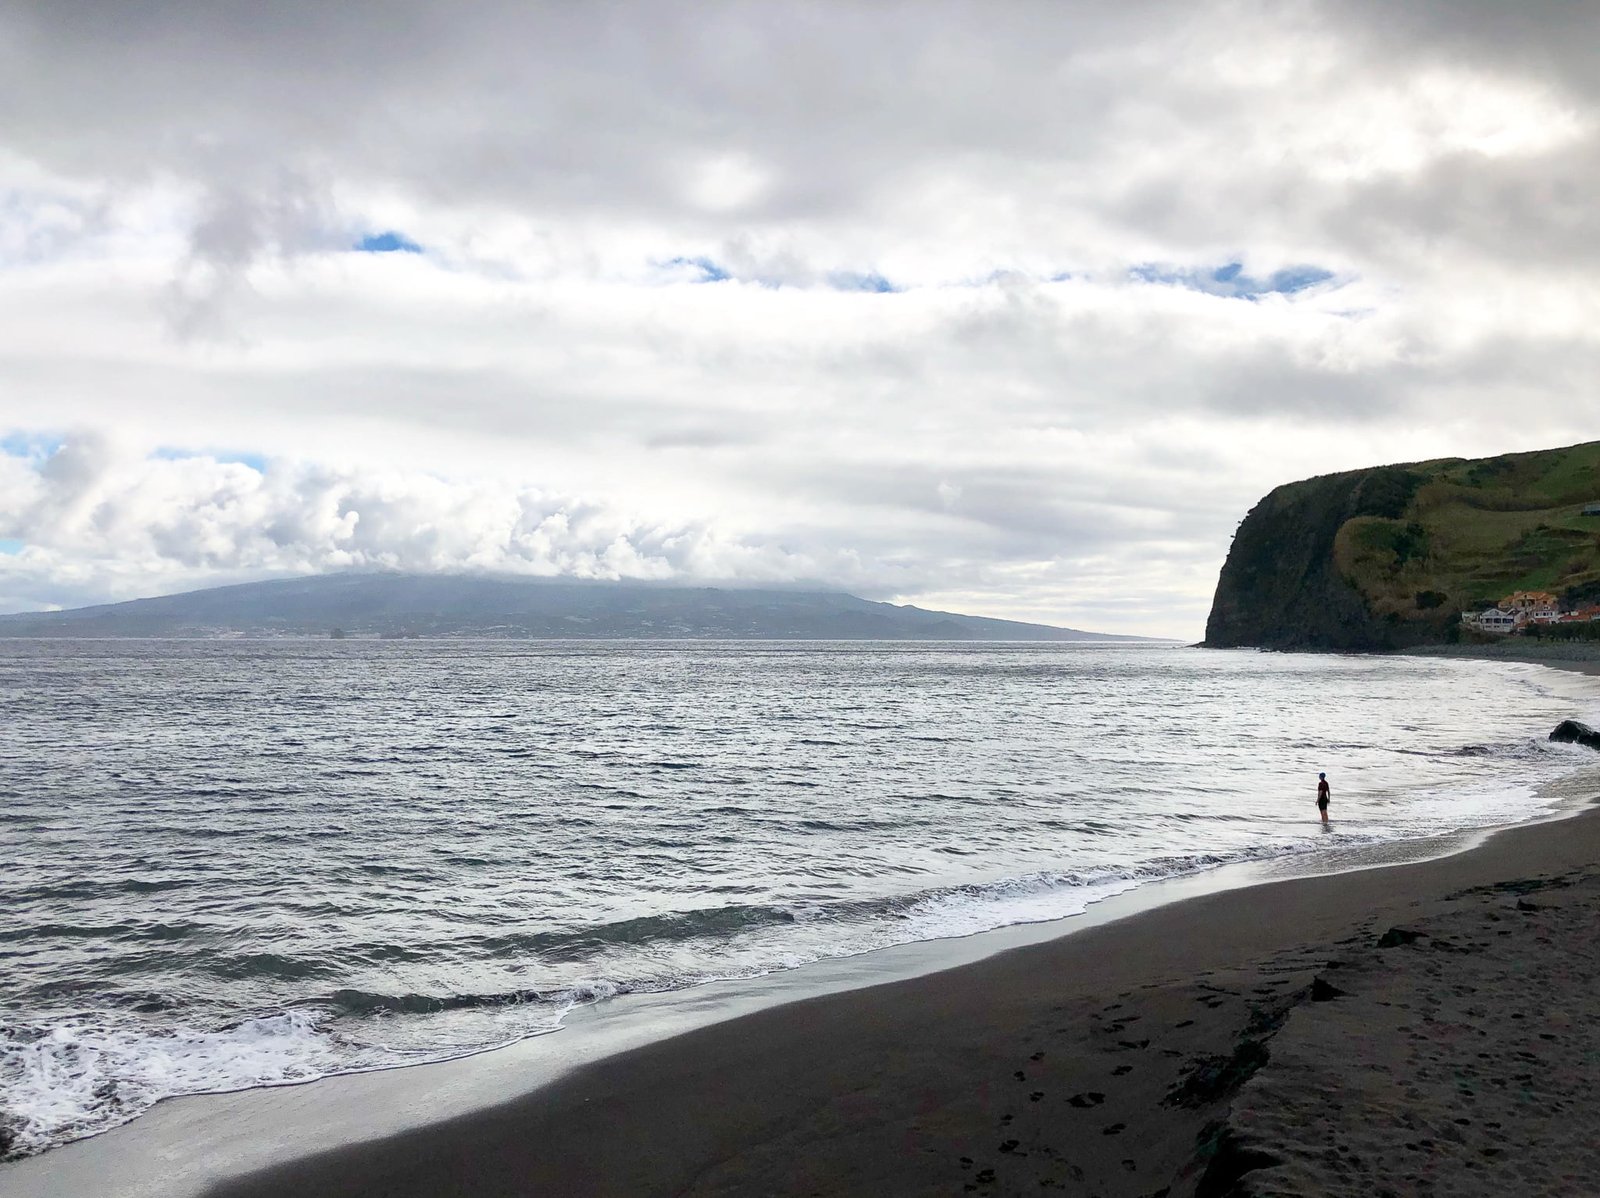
(1102, 1122), (1126, 1136)
(1111, 1064), (1133, 1076)
(1030, 1091), (1044, 1102)
(1029, 1051), (1045, 1061)
(1068, 1092), (1106, 1108)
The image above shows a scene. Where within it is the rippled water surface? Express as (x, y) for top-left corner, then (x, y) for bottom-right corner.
(1, 639), (1592, 1157)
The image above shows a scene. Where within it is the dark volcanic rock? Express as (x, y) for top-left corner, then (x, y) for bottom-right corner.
(1164, 1040), (1271, 1109)
(1550, 719), (1600, 750)
(1376, 926), (1426, 948)
(1309, 976), (1348, 1002)
(1194, 1125), (1284, 1198)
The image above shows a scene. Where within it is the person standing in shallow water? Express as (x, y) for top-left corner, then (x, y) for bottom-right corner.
(1316, 772), (1331, 823)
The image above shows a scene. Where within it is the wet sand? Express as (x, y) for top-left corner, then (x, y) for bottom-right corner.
(193, 796), (1600, 1198)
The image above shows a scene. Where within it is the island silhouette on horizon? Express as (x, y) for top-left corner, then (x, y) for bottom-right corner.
(0, 573), (1149, 642)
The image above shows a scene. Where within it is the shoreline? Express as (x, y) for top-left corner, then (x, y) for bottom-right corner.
(5, 653), (1597, 1196)
(0, 816), (1545, 1197)
(6, 779), (1598, 1195)
(194, 791), (1600, 1198)
(1401, 640), (1600, 677)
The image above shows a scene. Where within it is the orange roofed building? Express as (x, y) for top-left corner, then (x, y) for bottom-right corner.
(1498, 591), (1561, 622)
(1498, 590), (1560, 612)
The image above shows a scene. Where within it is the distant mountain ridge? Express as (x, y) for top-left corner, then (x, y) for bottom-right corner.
(0, 574), (1143, 641)
(1205, 440), (1600, 651)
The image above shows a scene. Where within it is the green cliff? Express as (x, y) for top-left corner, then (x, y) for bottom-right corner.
(1204, 441), (1600, 651)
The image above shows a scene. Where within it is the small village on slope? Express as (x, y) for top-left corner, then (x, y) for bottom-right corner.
(1461, 589), (1600, 634)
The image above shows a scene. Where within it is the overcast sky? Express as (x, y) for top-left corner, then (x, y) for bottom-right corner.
(2, 1), (1597, 636)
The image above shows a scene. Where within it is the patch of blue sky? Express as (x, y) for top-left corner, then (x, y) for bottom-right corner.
(658, 258), (904, 291)
(1264, 265), (1336, 293)
(1, 432), (63, 459)
(1131, 260), (1335, 300)
(0, 539), (22, 555)
(153, 447), (268, 471)
(663, 256), (731, 283)
(827, 271), (900, 293)
(354, 231), (423, 254)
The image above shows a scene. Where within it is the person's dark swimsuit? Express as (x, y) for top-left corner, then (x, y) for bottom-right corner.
(1317, 781), (1330, 810)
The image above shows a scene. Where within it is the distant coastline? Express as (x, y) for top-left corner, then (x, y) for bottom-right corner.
(0, 573), (1149, 643)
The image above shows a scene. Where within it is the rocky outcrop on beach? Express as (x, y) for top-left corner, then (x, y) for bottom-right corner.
(1549, 719), (1600, 750)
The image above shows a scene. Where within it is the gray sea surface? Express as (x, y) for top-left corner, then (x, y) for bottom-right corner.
(1, 639), (1592, 1158)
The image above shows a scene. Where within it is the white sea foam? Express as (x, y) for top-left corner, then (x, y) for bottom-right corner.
(0, 1012), (332, 1158)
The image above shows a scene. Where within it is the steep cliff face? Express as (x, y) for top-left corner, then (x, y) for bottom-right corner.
(1205, 466), (1431, 650)
(1204, 441), (1600, 651)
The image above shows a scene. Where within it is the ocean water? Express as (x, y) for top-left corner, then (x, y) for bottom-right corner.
(1, 639), (1593, 1159)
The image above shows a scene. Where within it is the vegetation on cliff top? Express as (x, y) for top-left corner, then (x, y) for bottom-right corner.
(1206, 441), (1600, 651)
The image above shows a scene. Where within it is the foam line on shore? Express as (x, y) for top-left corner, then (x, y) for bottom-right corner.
(198, 794), (1600, 1198)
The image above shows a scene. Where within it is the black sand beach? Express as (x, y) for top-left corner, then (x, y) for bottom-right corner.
(190, 792), (1600, 1198)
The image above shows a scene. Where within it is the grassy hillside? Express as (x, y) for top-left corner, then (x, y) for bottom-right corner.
(1207, 440), (1600, 650)
(1335, 442), (1600, 620)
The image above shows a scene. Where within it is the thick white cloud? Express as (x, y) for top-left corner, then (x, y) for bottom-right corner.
(0, 435), (867, 613)
(2, 1), (1598, 635)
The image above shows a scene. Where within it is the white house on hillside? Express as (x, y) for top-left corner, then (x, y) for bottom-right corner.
(1464, 608), (1518, 633)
